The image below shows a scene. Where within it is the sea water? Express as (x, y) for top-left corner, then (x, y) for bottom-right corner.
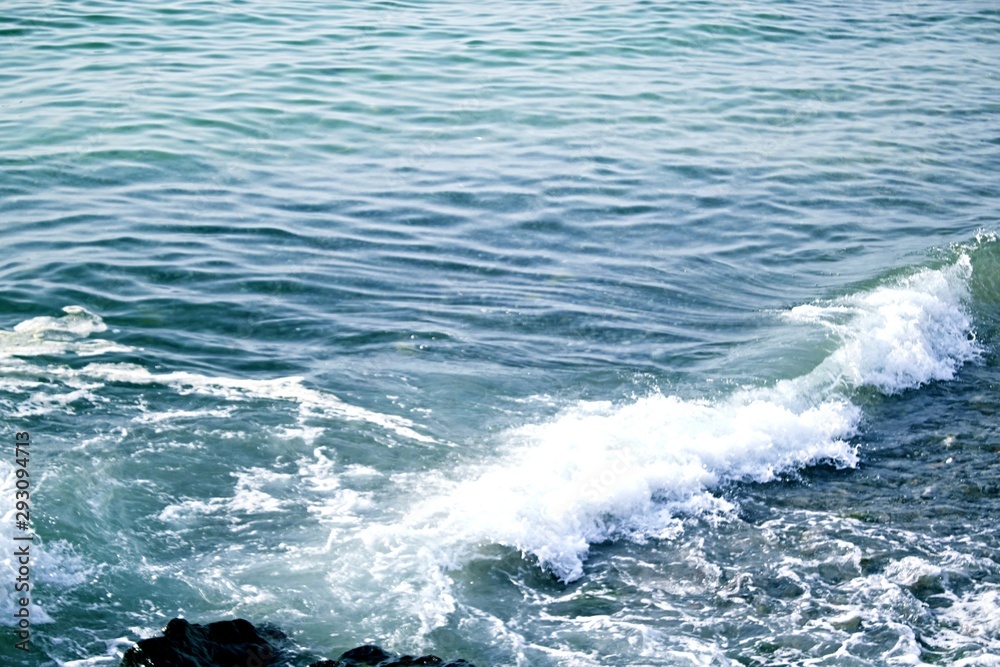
(1, 1), (999, 665)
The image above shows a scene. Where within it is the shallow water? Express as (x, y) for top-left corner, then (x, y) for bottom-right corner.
(2, 1), (999, 665)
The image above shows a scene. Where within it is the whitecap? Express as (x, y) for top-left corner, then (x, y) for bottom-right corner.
(390, 254), (980, 582)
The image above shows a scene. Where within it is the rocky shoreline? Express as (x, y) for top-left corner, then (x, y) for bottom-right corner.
(119, 618), (475, 667)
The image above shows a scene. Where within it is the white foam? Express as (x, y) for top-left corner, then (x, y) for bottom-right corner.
(275, 424), (327, 445)
(156, 450), (377, 538)
(941, 589), (1000, 641)
(132, 406), (237, 425)
(401, 391), (859, 582)
(884, 556), (943, 588)
(56, 637), (139, 667)
(390, 256), (980, 582)
(158, 468), (293, 523)
(829, 553), (1000, 664)
(952, 656), (1000, 667)
(295, 447), (377, 526)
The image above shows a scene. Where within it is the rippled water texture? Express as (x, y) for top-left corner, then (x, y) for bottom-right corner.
(2, 1), (999, 665)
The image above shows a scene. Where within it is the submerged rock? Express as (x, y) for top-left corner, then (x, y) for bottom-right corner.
(119, 618), (474, 667)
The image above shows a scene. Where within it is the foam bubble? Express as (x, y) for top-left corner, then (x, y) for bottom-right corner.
(55, 637), (138, 667)
(132, 407), (238, 425)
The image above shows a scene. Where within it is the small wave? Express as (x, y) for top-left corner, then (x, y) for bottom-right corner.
(398, 252), (981, 582)
(404, 389), (860, 583)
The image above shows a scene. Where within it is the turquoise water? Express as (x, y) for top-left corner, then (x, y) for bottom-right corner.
(2, 1), (1000, 665)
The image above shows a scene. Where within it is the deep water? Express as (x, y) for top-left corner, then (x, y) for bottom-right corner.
(2, 1), (1000, 665)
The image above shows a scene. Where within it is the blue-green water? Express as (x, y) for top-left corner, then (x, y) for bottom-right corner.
(2, 1), (1000, 665)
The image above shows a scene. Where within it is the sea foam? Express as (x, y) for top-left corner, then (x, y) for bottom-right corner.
(0, 306), (130, 359)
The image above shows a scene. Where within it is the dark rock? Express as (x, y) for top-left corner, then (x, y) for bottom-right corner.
(333, 644), (392, 664)
(309, 643), (475, 666)
(121, 618), (288, 667)
(120, 618), (475, 667)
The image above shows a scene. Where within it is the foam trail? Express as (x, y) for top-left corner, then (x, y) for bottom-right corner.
(394, 254), (981, 582)
(76, 363), (435, 444)
(0, 307), (433, 443)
